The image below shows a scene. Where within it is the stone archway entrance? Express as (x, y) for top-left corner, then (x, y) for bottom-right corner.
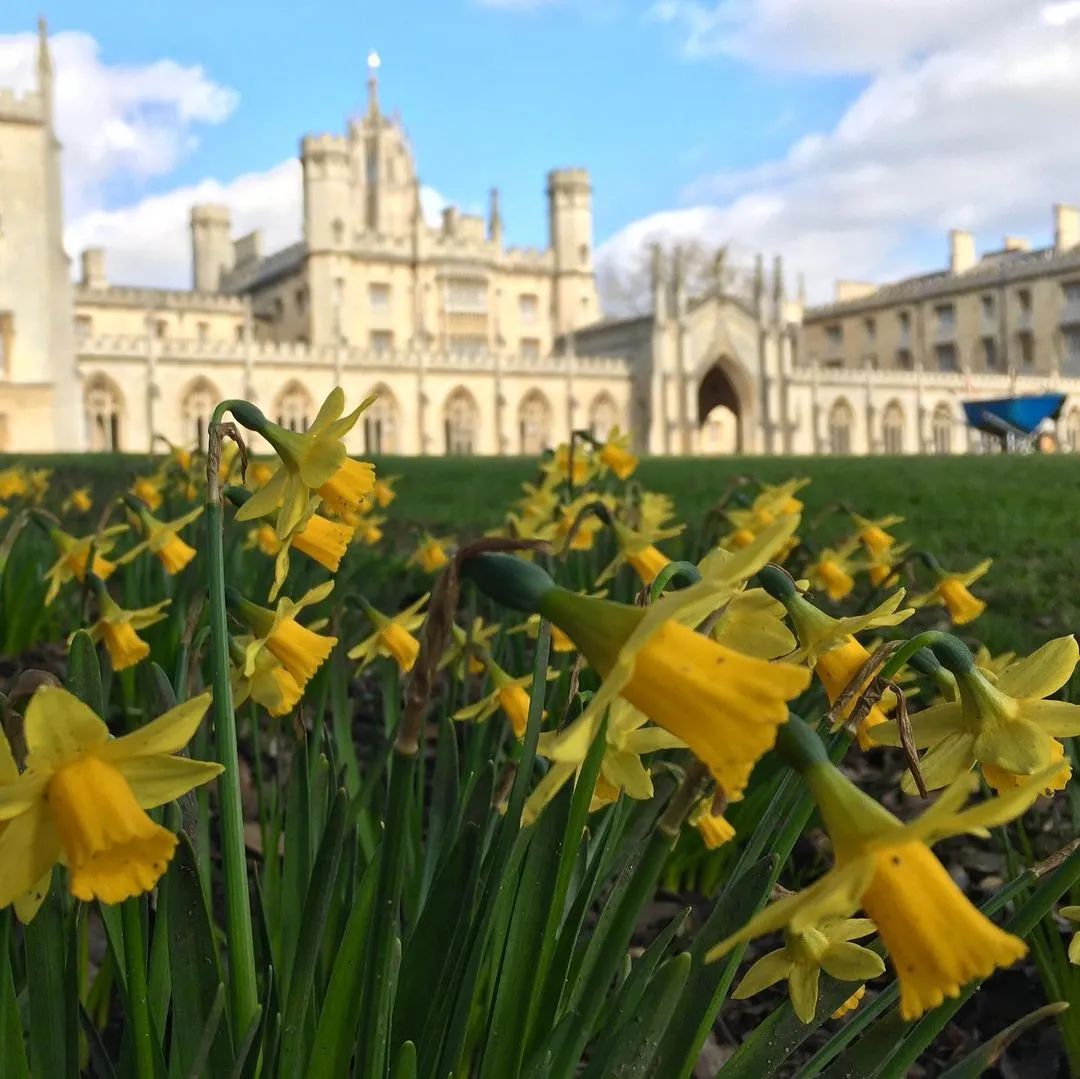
(697, 361), (743, 454)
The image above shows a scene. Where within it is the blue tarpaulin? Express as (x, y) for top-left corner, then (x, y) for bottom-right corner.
(962, 394), (1066, 436)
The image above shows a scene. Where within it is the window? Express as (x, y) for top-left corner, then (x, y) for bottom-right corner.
(363, 389), (398, 454)
(519, 293), (539, 323)
(273, 298), (285, 319)
(579, 243), (589, 266)
(295, 288), (307, 313)
(1018, 288), (1033, 313)
(445, 389), (479, 455)
(864, 317), (876, 341)
(982, 336), (1001, 371)
(1065, 408), (1080, 453)
(197, 321), (210, 342)
(827, 399), (854, 455)
(935, 343), (958, 371)
(154, 319), (168, 339)
(934, 304), (955, 334)
(276, 382), (313, 434)
(896, 347), (914, 370)
(589, 393), (618, 442)
(519, 391), (552, 454)
(520, 338), (541, 359)
(85, 377), (122, 451)
(369, 330), (393, 353)
(368, 283), (391, 311)
(449, 334), (487, 355)
(1064, 329), (1080, 375)
(981, 294), (995, 318)
(235, 325), (246, 342)
(182, 377), (219, 452)
(1018, 331), (1035, 367)
(75, 315), (93, 337)
(825, 324), (842, 352)
(932, 405), (953, 455)
(898, 311), (911, 333)
(1064, 281), (1080, 306)
(444, 277), (487, 312)
(882, 403), (904, 454)
(333, 279), (345, 307)
(332, 218), (345, 245)
(0, 313), (12, 374)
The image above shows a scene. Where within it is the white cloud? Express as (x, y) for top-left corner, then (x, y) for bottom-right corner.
(0, 29), (237, 217)
(601, 2), (1080, 308)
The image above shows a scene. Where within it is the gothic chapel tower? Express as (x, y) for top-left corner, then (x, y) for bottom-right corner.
(0, 19), (80, 450)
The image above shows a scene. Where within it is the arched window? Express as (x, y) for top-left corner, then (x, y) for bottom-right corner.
(182, 377), (220, 452)
(827, 398), (854, 455)
(85, 375), (123, 452)
(332, 218), (345, 245)
(1066, 408), (1080, 453)
(364, 386), (400, 454)
(444, 388), (479, 455)
(588, 392), (619, 442)
(881, 401), (905, 455)
(276, 381), (314, 434)
(932, 404), (953, 455)
(518, 390), (552, 455)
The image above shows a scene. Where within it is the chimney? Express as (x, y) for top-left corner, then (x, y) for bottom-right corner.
(949, 229), (975, 274)
(1003, 236), (1030, 252)
(1055, 204), (1080, 253)
(834, 280), (877, 302)
(80, 247), (106, 290)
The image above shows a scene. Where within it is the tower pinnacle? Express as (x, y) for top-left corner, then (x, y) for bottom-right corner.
(366, 50), (381, 117)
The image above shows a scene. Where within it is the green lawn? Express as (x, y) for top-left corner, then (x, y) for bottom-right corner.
(6, 451), (1077, 655)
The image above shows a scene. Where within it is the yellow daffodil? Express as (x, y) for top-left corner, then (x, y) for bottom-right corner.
(353, 512), (386, 546)
(542, 442), (595, 487)
(809, 542), (864, 602)
(598, 518), (683, 587)
(867, 541), (909, 588)
(266, 497), (356, 602)
(84, 593), (171, 672)
(61, 487), (93, 515)
(910, 559), (991, 626)
(753, 478), (809, 518)
(45, 524), (127, 604)
(372, 475), (398, 508)
(511, 613), (576, 655)
(781, 587), (913, 748)
(732, 917), (884, 1023)
(118, 506), (203, 576)
(348, 594), (428, 673)
(0, 467), (29, 500)
(851, 514), (904, 558)
(1059, 906), (1080, 964)
(690, 798), (736, 849)
(248, 461), (275, 488)
(441, 617), (501, 679)
(709, 740), (1055, 1021)
(26, 470), (51, 504)
(233, 389), (375, 537)
(636, 490), (680, 535)
(230, 635), (303, 717)
(248, 524), (282, 557)
(231, 580), (338, 688)
(453, 657), (544, 739)
(524, 698), (685, 822)
(598, 428), (638, 480)
(0, 686), (221, 908)
(874, 635), (1080, 795)
(0, 728), (50, 923)
(409, 534), (452, 574)
(973, 645), (1018, 682)
(709, 587), (796, 660)
(131, 476), (163, 512)
(832, 985), (867, 1019)
(515, 478), (560, 522)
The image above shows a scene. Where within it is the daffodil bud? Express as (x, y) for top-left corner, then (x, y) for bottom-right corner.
(757, 563), (798, 601)
(225, 399), (271, 434)
(461, 552), (558, 615)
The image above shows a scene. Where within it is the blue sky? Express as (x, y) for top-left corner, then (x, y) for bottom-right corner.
(0, 1), (1076, 305)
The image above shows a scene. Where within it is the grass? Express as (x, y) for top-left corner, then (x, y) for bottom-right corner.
(6, 451), (1075, 655)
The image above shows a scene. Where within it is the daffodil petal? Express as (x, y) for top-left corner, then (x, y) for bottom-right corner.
(0, 805), (60, 909)
(878, 702), (966, 749)
(1022, 699), (1080, 736)
(820, 942), (885, 982)
(974, 718), (1052, 775)
(13, 870), (53, 924)
(788, 962), (821, 1023)
(732, 949), (794, 999)
(234, 467), (287, 522)
(900, 731), (976, 794)
(119, 755), (225, 809)
(620, 727), (688, 753)
(101, 693), (212, 762)
(919, 765), (1060, 841)
(24, 685), (110, 768)
(996, 636), (1079, 700)
(822, 918), (878, 943)
(0, 729), (17, 785)
(601, 749), (653, 800)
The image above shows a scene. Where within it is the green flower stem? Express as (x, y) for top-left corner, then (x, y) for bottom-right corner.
(877, 630), (975, 685)
(121, 898), (154, 1079)
(774, 713), (831, 774)
(205, 411), (259, 1037)
(647, 560), (702, 602)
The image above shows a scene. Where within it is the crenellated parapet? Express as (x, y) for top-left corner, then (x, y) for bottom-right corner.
(0, 88), (44, 125)
(74, 285), (250, 313)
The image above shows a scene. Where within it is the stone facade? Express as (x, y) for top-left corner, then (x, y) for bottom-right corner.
(3, 26), (1080, 458)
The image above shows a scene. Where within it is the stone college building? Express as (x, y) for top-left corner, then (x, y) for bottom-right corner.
(4, 22), (1080, 458)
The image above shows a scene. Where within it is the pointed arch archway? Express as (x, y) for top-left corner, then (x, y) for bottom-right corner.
(696, 359), (745, 454)
(518, 389), (553, 454)
(444, 386), (480, 455)
(181, 376), (221, 452)
(364, 384), (400, 454)
(275, 380), (314, 434)
(85, 373), (125, 452)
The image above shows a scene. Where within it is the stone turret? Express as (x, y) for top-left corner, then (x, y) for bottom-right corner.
(547, 168), (599, 334)
(190, 204), (233, 292)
